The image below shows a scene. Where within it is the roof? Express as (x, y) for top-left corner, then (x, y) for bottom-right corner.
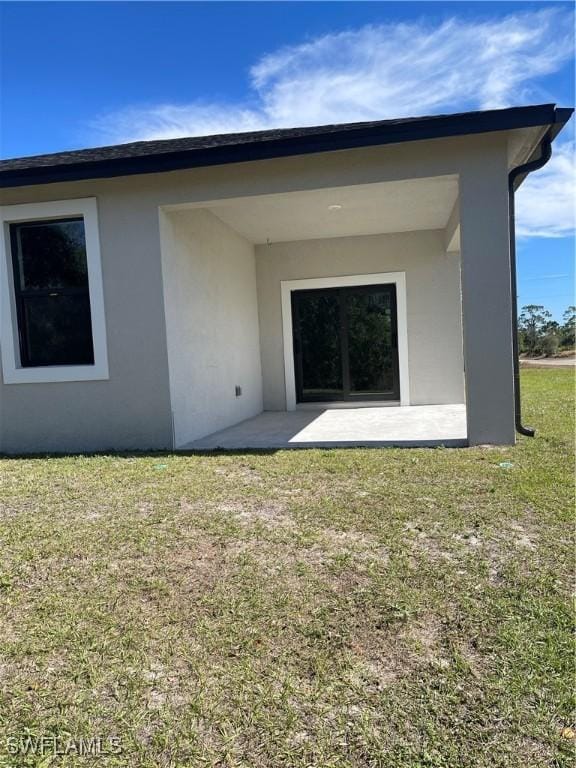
(1, 104), (572, 188)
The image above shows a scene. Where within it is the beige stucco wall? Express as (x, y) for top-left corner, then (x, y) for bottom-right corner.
(160, 208), (263, 447)
(0, 130), (516, 450)
(256, 231), (465, 410)
(0, 193), (173, 454)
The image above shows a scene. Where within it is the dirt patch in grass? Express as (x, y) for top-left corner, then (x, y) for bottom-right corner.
(225, 499), (294, 527)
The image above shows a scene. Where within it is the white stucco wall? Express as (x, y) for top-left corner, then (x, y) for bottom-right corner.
(255, 230), (465, 410)
(160, 208), (263, 447)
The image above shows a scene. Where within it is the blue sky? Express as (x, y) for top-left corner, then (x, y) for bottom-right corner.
(1, 1), (574, 319)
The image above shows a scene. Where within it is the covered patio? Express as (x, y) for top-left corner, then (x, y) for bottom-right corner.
(161, 168), (469, 451)
(183, 403), (467, 450)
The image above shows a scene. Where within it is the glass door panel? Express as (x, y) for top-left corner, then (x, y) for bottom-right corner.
(292, 290), (343, 400)
(347, 286), (397, 396)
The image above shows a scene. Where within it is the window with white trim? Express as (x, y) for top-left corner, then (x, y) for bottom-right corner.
(1, 198), (109, 384)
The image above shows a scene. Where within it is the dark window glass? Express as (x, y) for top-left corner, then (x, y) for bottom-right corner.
(347, 288), (395, 394)
(294, 290), (343, 398)
(10, 218), (94, 367)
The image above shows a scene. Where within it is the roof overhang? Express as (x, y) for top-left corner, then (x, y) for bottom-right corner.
(0, 104), (573, 189)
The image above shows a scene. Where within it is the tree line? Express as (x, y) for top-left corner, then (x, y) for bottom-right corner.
(518, 305), (575, 357)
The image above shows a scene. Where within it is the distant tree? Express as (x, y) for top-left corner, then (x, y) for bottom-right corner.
(518, 305), (554, 356)
(540, 325), (560, 357)
(560, 306), (576, 349)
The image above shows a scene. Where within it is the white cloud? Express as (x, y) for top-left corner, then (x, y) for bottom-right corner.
(88, 7), (574, 237)
(91, 8), (572, 144)
(517, 140), (575, 238)
(250, 11), (572, 124)
(94, 104), (268, 144)
(521, 274), (570, 281)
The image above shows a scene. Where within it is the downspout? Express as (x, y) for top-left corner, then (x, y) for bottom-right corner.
(508, 132), (552, 437)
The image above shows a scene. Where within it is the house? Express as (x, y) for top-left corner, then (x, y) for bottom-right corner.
(0, 104), (572, 453)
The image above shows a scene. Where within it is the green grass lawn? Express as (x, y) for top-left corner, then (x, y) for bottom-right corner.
(0, 369), (573, 767)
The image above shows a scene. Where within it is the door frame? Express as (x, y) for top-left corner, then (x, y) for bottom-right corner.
(281, 272), (410, 410)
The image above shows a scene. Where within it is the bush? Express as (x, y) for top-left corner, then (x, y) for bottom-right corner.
(540, 332), (560, 357)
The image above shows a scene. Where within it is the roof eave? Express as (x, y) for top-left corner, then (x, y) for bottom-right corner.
(510, 106), (574, 191)
(0, 104), (571, 189)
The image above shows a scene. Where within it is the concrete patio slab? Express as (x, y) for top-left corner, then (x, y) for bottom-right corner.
(182, 404), (467, 450)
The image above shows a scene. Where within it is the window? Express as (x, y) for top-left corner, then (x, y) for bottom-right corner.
(1, 198), (108, 383)
(10, 218), (95, 367)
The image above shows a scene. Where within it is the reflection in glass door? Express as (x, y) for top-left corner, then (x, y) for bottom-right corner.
(291, 283), (400, 403)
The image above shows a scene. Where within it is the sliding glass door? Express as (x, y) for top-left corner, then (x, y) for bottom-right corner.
(291, 283), (400, 403)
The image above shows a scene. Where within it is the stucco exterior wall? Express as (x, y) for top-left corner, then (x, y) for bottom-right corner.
(256, 230), (465, 411)
(0, 130), (515, 449)
(160, 208), (263, 447)
(458, 143), (515, 444)
(0, 194), (173, 454)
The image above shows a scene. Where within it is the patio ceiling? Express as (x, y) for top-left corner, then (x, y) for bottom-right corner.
(203, 175), (458, 244)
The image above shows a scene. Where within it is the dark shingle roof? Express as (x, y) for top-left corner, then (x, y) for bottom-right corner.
(0, 120), (400, 171)
(1, 104), (572, 188)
